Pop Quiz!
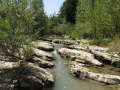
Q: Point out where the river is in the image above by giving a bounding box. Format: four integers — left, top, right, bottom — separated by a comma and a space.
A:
46, 45, 112, 90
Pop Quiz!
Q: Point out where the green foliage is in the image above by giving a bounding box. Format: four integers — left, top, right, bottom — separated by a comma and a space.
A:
59, 0, 120, 40
50, 0, 78, 37
75, 0, 120, 39
0, 0, 32, 51
54, 23, 75, 36
47, 14, 75, 36
0, 0, 47, 55
47, 15, 64, 35
60, 0, 78, 24
32, 0, 47, 37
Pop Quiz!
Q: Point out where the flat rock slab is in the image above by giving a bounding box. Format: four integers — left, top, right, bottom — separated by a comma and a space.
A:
66, 44, 120, 68
70, 61, 120, 85
89, 46, 109, 52
59, 48, 102, 66
0, 61, 19, 70
91, 50, 120, 68
31, 56, 54, 68
68, 45, 109, 53
31, 41, 54, 51
33, 48, 53, 60
23, 63, 54, 84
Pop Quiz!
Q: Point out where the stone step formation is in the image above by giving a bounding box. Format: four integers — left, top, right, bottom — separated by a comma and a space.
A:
0, 39, 120, 90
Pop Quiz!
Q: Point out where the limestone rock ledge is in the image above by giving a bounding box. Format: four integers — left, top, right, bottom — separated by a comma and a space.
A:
70, 61, 120, 85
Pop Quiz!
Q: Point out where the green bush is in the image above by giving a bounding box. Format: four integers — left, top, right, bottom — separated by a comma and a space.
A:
0, 0, 47, 57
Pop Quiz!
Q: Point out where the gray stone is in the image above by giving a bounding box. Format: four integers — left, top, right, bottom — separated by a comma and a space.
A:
24, 63, 54, 84
33, 48, 53, 59
31, 41, 54, 51
0, 61, 19, 70
59, 48, 102, 66
70, 61, 120, 84
31, 56, 54, 68
92, 50, 120, 68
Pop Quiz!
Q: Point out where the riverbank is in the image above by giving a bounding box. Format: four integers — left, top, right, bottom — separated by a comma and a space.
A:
0, 38, 120, 90
0, 41, 55, 90
53, 38, 120, 90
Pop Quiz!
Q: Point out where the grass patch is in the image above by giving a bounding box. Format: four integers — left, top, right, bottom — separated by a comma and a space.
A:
108, 37, 120, 53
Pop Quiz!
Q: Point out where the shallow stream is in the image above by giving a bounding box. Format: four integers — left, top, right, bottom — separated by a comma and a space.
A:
47, 45, 113, 90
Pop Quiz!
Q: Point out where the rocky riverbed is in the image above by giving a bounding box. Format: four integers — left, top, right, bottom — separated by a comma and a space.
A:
0, 41, 55, 90
53, 39, 120, 89
0, 39, 120, 90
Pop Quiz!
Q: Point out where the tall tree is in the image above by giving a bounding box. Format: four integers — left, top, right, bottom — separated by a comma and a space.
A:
60, 0, 78, 24
31, 0, 47, 37
74, 0, 120, 39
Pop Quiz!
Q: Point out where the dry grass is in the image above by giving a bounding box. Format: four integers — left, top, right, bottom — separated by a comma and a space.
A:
108, 37, 120, 53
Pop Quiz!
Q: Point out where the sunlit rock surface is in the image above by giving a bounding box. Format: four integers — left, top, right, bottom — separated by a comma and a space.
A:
70, 61, 120, 84
31, 41, 54, 51
59, 48, 102, 66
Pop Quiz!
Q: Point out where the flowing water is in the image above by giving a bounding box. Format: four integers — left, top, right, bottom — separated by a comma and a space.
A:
49, 45, 112, 90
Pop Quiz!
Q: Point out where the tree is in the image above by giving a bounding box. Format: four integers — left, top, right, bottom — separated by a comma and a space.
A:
31, 0, 47, 37
74, 0, 120, 39
0, 0, 34, 55
60, 0, 78, 24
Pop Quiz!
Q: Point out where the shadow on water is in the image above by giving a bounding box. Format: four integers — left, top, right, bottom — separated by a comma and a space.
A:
46, 45, 112, 90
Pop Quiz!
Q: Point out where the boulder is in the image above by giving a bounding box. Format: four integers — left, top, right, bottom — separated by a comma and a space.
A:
0, 61, 19, 90
88, 72, 120, 85
23, 63, 54, 84
59, 48, 102, 66
0, 61, 19, 70
0, 59, 54, 90
33, 48, 53, 60
31, 41, 54, 51
70, 61, 120, 84
69, 44, 120, 68
70, 61, 89, 79
31, 56, 54, 68
91, 50, 120, 68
